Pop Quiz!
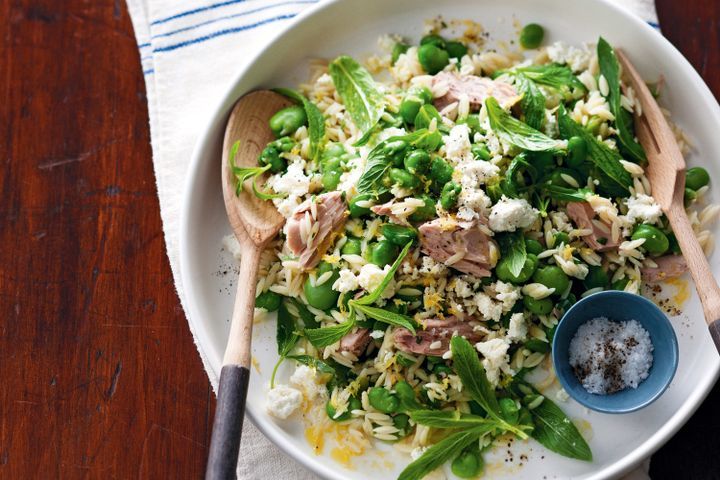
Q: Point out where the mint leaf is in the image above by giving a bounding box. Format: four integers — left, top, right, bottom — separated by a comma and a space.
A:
354, 241, 413, 306
557, 104, 631, 193
270, 301, 300, 387
544, 184, 593, 202
398, 426, 493, 480
496, 231, 527, 278
528, 391, 592, 461
410, 410, 498, 429
286, 354, 336, 375
597, 37, 646, 164
350, 303, 417, 334
516, 73, 545, 130
329, 55, 385, 137
450, 336, 502, 418
274, 88, 326, 161
486, 97, 565, 153
304, 315, 356, 348
514, 64, 586, 91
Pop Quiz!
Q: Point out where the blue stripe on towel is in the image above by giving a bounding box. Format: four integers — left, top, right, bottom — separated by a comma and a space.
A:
151, 0, 249, 26
151, 0, 316, 40
154, 13, 296, 53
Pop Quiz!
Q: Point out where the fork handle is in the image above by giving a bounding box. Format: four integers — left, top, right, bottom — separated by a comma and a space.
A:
667, 204, 720, 352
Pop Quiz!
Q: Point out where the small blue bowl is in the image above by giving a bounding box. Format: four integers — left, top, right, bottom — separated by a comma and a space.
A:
552, 291, 678, 414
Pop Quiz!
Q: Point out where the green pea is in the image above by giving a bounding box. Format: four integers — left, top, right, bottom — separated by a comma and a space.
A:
533, 266, 570, 294
368, 387, 400, 414
326, 396, 361, 422
685, 166, 710, 191
417, 43, 450, 74
554, 231, 571, 246
303, 262, 340, 310
519, 23, 544, 49
567, 136, 588, 168
393, 413, 411, 436
404, 149, 431, 175
546, 168, 583, 189
684, 187, 697, 207
420, 34, 446, 49
585, 116, 603, 135
611, 277, 630, 291
258, 145, 287, 173
399, 97, 424, 125
499, 398, 520, 424
341, 237, 362, 255
382, 224, 418, 246
394, 380, 421, 410
408, 195, 437, 222
429, 157, 454, 192
463, 114, 484, 135
525, 338, 550, 353
496, 253, 538, 284
556, 293, 577, 315
414, 104, 442, 130
471, 144, 492, 161
631, 224, 670, 255
583, 265, 609, 290
525, 238, 544, 256
391, 42, 410, 65
322, 170, 342, 191
389, 167, 420, 190
383, 139, 409, 167
440, 182, 462, 210
523, 295, 554, 315
545, 322, 559, 342
667, 232, 682, 255
451, 449, 483, 478
369, 240, 399, 267
349, 193, 373, 218
445, 41, 468, 60
269, 105, 307, 138
255, 291, 282, 311
322, 142, 345, 160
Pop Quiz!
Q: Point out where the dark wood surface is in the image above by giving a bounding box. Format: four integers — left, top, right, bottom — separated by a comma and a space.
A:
0, 0, 718, 478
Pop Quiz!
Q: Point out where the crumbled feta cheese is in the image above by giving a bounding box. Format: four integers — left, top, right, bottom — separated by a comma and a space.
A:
508, 313, 527, 341
269, 161, 313, 218
547, 41, 593, 73
337, 156, 364, 194
410, 446, 428, 460
457, 160, 500, 187
493, 281, 521, 312
419, 256, 448, 277
377, 127, 407, 142
358, 264, 395, 298
488, 196, 539, 232
222, 234, 242, 260
443, 124, 473, 163
625, 193, 663, 225
457, 186, 492, 222
370, 330, 385, 339
472, 291, 503, 322
453, 279, 474, 298
475, 338, 513, 386
332, 268, 359, 293
266, 385, 302, 419
289, 365, 325, 401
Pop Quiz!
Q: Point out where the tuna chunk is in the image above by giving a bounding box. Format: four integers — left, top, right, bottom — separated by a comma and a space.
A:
371, 200, 410, 226
394, 317, 482, 356
641, 255, 688, 283
432, 72, 519, 112
419, 218, 495, 277
339, 328, 371, 357
566, 202, 620, 251
286, 191, 347, 270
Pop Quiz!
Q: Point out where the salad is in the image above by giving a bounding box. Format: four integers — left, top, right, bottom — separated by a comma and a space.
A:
228, 19, 717, 480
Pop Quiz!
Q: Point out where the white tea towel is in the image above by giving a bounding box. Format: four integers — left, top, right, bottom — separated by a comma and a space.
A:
124, 0, 658, 478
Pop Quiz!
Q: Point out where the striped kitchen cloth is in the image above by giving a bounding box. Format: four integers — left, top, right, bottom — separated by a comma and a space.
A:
124, 0, 658, 478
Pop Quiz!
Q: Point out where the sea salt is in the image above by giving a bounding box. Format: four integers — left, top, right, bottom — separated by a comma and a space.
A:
568, 317, 653, 395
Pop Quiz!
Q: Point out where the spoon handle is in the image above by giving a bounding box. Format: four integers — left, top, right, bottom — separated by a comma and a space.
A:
206, 247, 262, 480
667, 203, 720, 352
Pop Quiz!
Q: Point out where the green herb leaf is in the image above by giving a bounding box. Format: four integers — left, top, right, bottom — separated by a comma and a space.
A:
271, 301, 300, 387
486, 97, 565, 153
252, 177, 284, 200
557, 105, 631, 193
304, 315, 356, 348
544, 184, 593, 202
350, 303, 417, 334
398, 426, 494, 480
414, 104, 442, 130
229, 140, 274, 197
496, 231, 528, 278
450, 336, 502, 418
286, 354, 336, 375
410, 410, 498, 429
514, 64, 586, 91
291, 298, 320, 329
354, 241, 413, 306
329, 55, 385, 137
597, 38, 646, 164
529, 394, 593, 461
274, 88, 326, 161
516, 73, 545, 130
503, 153, 535, 197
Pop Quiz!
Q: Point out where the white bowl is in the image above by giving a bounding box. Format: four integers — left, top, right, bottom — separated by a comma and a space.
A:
180, 0, 720, 478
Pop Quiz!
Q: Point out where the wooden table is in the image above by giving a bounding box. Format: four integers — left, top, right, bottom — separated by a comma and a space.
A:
1, 1, 718, 478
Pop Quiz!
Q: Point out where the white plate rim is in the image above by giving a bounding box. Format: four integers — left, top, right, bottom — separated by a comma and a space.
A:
179, 1, 720, 478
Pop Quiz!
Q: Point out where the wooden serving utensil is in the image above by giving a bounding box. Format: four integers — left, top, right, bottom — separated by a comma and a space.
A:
206, 90, 293, 479
617, 49, 720, 352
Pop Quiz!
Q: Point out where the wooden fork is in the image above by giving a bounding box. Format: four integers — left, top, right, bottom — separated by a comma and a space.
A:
617, 49, 720, 352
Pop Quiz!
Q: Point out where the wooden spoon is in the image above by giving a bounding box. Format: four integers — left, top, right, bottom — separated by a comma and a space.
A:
617, 49, 720, 352
206, 90, 293, 479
